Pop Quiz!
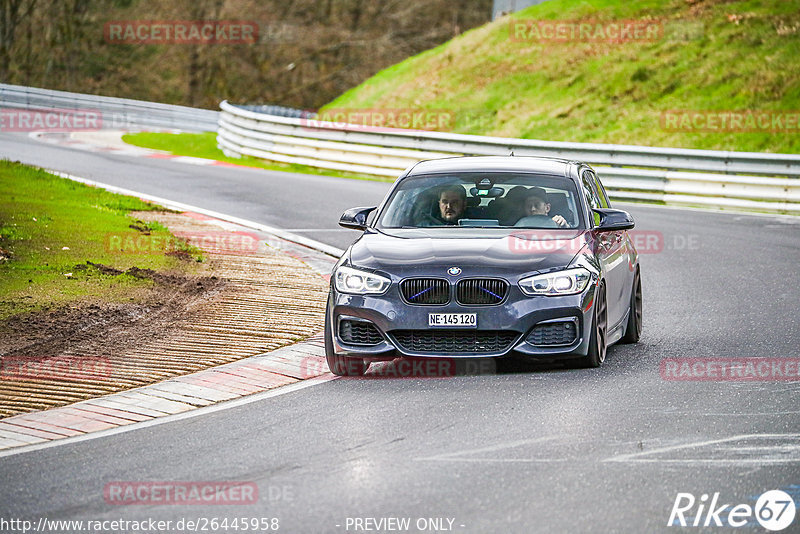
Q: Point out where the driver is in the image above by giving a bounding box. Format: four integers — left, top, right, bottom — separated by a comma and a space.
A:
436, 185, 467, 225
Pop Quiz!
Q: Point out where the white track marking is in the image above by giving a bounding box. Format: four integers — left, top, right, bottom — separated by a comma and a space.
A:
415, 436, 561, 463
604, 433, 800, 464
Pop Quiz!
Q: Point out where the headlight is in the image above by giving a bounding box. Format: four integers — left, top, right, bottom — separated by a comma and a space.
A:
519, 267, 592, 296
334, 265, 391, 295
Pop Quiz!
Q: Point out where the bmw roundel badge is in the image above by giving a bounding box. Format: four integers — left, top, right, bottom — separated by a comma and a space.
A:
447, 267, 462, 276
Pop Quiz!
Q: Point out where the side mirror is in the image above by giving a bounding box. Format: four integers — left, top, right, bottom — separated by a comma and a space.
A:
339, 206, 377, 230
593, 208, 635, 232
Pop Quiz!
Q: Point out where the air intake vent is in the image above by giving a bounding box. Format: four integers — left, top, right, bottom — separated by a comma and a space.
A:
339, 319, 383, 346
391, 330, 518, 354
527, 320, 578, 346
456, 279, 508, 305
400, 278, 450, 305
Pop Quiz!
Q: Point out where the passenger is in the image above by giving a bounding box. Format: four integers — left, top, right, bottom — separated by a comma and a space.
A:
496, 186, 529, 226
515, 187, 569, 228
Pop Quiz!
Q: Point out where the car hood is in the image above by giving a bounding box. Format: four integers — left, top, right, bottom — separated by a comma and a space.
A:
348, 228, 589, 277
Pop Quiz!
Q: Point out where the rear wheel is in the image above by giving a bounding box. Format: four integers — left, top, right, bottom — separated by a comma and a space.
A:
324, 294, 369, 377
573, 283, 607, 368
620, 268, 642, 344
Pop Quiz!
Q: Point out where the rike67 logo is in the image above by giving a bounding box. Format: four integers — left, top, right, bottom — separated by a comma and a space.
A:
668, 490, 796, 531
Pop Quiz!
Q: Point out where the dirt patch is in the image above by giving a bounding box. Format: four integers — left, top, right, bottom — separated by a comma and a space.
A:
0, 211, 328, 418
0, 265, 223, 360
685, 0, 739, 18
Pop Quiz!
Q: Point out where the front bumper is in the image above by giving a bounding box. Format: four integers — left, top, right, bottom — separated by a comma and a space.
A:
328, 282, 597, 360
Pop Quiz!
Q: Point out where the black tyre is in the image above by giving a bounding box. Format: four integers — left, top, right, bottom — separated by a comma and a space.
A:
324, 293, 369, 377
620, 268, 642, 344
572, 283, 607, 368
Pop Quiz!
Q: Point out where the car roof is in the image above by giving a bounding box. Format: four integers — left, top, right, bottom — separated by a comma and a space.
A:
406, 156, 579, 178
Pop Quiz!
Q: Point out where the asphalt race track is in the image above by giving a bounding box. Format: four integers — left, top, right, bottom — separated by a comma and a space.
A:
1, 132, 799, 533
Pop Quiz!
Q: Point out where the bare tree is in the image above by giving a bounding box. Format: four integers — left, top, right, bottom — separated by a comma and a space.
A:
1, 0, 492, 108
0, 0, 36, 80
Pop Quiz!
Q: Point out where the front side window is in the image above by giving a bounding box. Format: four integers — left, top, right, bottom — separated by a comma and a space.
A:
581, 171, 602, 226
587, 170, 611, 208
376, 173, 584, 229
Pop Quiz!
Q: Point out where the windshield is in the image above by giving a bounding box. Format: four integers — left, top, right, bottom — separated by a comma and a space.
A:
376, 172, 584, 229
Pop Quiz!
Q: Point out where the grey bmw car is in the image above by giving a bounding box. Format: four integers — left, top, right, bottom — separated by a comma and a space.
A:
325, 156, 642, 375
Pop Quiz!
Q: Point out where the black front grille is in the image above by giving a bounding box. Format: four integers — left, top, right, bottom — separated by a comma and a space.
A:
339, 319, 383, 346
401, 278, 450, 305
391, 330, 518, 354
528, 320, 578, 346
456, 278, 509, 305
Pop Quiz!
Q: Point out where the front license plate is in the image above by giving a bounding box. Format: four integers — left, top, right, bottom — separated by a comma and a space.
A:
428, 313, 477, 328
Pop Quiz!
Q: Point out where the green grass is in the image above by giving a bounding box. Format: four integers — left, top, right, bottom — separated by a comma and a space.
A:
0, 161, 202, 320
122, 132, 393, 182
124, 131, 225, 160
324, 0, 800, 154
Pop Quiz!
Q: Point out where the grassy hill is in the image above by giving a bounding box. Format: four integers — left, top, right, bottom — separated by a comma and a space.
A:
323, 0, 800, 154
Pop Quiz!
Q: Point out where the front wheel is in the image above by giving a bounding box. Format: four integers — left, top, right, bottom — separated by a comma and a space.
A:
324, 294, 369, 376
572, 283, 607, 368
620, 268, 642, 344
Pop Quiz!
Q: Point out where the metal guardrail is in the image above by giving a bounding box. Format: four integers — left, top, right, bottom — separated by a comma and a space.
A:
1, 84, 218, 132
218, 101, 800, 214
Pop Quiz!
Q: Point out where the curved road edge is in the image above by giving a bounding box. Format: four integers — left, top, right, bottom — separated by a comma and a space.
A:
49, 170, 345, 258
0, 170, 344, 456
